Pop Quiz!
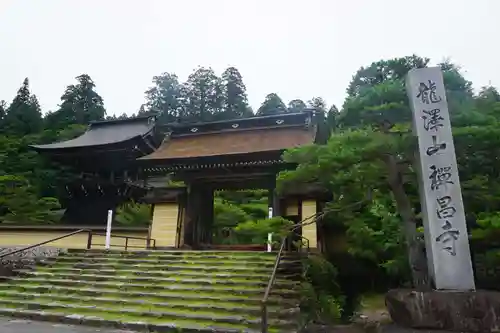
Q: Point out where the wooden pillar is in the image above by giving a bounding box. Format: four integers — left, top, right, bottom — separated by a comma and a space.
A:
204, 187, 214, 245
267, 176, 280, 217
176, 194, 187, 248
184, 183, 210, 249
197, 185, 212, 246
184, 184, 197, 248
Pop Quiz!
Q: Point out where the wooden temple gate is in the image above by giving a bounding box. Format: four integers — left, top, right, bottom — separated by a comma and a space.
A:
139, 110, 325, 250
31, 111, 326, 251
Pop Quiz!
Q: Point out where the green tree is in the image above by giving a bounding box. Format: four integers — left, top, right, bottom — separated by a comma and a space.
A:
346, 55, 429, 98
280, 56, 500, 290
0, 100, 7, 128
288, 99, 307, 113
144, 72, 186, 123
307, 97, 327, 112
256, 93, 287, 116
326, 104, 339, 133
185, 67, 223, 122
45, 74, 106, 130
3, 78, 43, 136
115, 202, 151, 226
221, 67, 252, 119
338, 56, 476, 129
0, 175, 60, 224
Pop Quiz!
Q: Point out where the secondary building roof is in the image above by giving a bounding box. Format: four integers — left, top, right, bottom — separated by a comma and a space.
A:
31, 115, 156, 151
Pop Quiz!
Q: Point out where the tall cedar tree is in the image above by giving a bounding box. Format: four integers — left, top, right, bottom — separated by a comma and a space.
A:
45, 74, 106, 130
3, 78, 43, 136
221, 67, 252, 118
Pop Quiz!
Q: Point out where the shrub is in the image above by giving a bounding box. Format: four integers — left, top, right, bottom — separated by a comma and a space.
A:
234, 216, 293, 244
300, 254, 343, 326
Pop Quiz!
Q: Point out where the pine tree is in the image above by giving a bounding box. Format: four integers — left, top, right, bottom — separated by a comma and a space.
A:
3, 78, 43, 136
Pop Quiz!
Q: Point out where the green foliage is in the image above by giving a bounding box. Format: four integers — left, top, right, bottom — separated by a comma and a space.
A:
234, 216, 293, 244
0, 175, 60, 224
256, 93, 287, 115
45, 74, 106, 130
115, 202, 151, 226
2, 78, 43, 136
145, 66, 252, 124
288, 99, 307, 113
300, 254, 343, 325
213, 190, 269, 245
280, 55, 500, 290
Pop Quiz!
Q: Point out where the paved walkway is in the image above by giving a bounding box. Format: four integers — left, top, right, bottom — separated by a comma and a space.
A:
0, 318, 137, 333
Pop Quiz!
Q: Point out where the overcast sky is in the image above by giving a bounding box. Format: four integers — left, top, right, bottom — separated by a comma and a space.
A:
0, 0, 498, 116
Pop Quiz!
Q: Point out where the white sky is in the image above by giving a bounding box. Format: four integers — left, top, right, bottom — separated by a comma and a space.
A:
0, 0, 499, 116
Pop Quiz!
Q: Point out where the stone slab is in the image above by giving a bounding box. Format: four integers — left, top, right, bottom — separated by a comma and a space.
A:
0, 316, 136, 333
386, 289, 500, 332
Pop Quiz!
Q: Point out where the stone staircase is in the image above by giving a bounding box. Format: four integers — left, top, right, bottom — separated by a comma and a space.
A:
0, 249, 302, 332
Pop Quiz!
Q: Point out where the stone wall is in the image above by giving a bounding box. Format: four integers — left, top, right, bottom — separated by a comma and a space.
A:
0, 246, 66, 276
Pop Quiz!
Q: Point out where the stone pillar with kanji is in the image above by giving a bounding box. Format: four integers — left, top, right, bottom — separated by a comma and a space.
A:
407, 67, 475, 291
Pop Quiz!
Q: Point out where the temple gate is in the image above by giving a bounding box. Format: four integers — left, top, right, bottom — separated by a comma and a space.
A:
139, 110, 326, 250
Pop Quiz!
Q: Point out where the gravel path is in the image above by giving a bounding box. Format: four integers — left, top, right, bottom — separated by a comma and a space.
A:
0, 318, 137, 333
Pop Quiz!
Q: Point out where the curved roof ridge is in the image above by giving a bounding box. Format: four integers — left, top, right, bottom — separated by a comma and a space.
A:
31, 116, 156, 151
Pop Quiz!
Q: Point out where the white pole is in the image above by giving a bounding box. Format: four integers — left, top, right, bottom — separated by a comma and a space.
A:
105, 209, 113, 250
267, 207, 273, 252
267, 232, 273, 253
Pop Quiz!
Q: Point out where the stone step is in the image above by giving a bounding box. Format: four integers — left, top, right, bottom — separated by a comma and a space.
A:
38, 261, 283, 274
50, 255, 301, 268
25, 266, 299, 281
13, 271, 299, 288
0, 283, 296, 305
67, 248, 302, 258
0, 291, 298, 317
0, 307, 291, 333
63, 250, 289, 260
46, 256, 270, 267
1, 278, 299, 297
68, 248, 279, 255
0, 299, 296, 330
0, 248, 301, 331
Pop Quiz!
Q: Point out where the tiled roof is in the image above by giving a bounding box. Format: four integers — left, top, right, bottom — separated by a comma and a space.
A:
31, 116, 155, 150
140, 126, 316, 161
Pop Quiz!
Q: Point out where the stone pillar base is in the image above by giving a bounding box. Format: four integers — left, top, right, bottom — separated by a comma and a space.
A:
386, 289, 500, 332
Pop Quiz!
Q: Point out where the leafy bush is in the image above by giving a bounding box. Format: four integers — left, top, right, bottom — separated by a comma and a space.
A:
0, 175, 61, 224
300, 254, 343, 326
213, 199, 250, 244
115, 202, 151, 226
234, 216, 293, 244
239, 202, 268, 220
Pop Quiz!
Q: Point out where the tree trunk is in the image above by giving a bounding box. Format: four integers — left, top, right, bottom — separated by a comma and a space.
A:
383, 153, 430, 290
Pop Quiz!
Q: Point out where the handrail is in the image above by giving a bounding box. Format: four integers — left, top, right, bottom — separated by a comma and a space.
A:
261, 217, 315, 333
90, 232, 157, 250
0, 229, 157, 260
0, 228, 91, 259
